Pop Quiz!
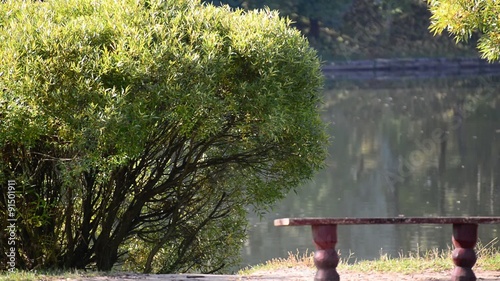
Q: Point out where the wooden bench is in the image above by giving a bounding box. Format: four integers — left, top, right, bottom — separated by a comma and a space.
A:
274, 217, 500, 281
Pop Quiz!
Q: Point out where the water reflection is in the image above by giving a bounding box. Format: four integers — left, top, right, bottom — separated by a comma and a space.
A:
241, 75, 500, 268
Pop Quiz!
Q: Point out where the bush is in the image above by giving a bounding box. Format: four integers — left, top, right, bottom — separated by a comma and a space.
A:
0, 0, 326, 273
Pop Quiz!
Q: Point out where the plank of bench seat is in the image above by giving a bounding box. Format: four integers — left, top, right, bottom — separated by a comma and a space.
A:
274, 217, 500, 226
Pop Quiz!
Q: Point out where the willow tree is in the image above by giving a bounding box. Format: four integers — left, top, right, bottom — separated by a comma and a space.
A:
0, 0, 326, 273
428, 0, 500, 61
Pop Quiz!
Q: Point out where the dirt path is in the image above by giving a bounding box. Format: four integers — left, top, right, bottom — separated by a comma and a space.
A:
57, 267, 500, 281
244, 267, 500, 280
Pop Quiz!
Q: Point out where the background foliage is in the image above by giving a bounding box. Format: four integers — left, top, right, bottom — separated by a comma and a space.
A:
0, 0, 326, 272
209, 0, 479, 60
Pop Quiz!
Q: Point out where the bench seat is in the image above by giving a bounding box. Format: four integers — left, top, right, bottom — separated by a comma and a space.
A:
275, 216, 500, 226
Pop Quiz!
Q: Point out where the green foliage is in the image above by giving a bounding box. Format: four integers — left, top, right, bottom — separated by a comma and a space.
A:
428, 0, 500, 61
0, 0, 326, 273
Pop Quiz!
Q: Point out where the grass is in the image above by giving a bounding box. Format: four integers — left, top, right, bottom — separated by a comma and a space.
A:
239, 238, 500, 275
3, 239, 499, 280
0, 269, 104, 281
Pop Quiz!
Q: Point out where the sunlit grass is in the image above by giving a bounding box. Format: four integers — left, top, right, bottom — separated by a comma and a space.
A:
341, 247, 452, 274
0, 269, 103, 281
476, 238, 500, 271
238, 249, 316, 275
239, 238, 500, 275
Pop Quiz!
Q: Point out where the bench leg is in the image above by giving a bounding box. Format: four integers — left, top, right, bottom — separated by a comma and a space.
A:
312, 225, 339, 281
451, 223, 478, 281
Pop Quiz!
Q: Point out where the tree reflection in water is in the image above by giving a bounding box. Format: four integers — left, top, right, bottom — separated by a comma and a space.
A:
241, 75, 500, 269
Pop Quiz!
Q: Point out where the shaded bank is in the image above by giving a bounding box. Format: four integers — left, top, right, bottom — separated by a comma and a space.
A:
323, 58, 500, 80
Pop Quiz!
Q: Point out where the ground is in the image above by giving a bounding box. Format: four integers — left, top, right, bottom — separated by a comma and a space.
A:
51, 267, 500, 280
244, 267, 500, 280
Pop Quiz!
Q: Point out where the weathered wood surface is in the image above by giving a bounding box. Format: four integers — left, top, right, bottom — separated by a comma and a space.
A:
275, 217, 500, 226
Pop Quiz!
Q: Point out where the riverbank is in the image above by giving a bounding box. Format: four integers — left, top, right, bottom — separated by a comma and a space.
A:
322, 57, 500, 80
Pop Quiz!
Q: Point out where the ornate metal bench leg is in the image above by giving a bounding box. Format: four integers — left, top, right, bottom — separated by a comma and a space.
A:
312, 225, 339, 281
451, 223, 478, 281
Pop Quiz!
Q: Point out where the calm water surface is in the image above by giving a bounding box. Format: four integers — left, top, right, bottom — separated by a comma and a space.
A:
240, 75, 500, 268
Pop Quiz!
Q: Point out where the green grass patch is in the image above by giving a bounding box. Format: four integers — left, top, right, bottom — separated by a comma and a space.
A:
476, 239, 500, 271
341, 248, 452, 274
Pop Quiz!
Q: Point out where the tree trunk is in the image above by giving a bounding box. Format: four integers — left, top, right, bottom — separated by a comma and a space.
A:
308, 18, 320, 39
95, 243, 119, 271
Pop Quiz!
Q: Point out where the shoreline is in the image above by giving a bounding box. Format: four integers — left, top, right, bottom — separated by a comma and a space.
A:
322, 57, 500, 80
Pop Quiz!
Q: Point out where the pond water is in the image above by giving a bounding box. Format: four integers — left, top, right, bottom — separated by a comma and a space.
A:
240, 74, 500, 268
